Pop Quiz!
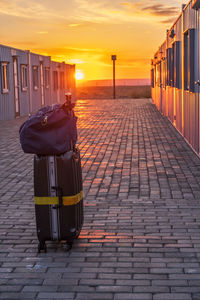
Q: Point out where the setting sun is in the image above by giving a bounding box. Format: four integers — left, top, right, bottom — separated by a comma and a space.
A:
75, 70, 84, 80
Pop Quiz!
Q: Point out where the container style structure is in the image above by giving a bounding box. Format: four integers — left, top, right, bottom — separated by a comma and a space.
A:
151, 0, 200, 154
0, 44, 75, 120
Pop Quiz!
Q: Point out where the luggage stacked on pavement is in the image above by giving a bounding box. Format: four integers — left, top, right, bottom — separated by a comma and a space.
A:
19, 95, 83, 252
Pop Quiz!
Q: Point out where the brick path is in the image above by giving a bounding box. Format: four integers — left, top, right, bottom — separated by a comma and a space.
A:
1, 98, 200, 299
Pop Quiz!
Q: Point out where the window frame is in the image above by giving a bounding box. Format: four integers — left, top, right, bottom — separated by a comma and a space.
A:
184, 29, 195, 92
172, 43, 175, 87
60, 71, 65, 89
184, 31, 189, 90
161, 57, 167, 89
174, 41, 181, 89
151, 68, 155, 88
32, 65, 39, 91
45, 67, 50, 89
156, 62, 161, 87
21, 64, 28, 92
53, 71, 58, 91
1, 62, 9, 94
167, 48, 172, 86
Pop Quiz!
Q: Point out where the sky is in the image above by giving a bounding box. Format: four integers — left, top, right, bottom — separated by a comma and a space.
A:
0, 0, 184, 81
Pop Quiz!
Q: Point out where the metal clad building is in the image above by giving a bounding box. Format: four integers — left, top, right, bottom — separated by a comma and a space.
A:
151, 0, 200, 154
0, 45, 16, 120
0, 44, 76, 120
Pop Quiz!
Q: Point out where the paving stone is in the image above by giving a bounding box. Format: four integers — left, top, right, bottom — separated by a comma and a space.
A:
0, 292, 37, 299
153, 293, 192, 300
96, 285, 132, 292
152, 279, 187, 286
193, 294, 200, 300
75, 293, 113, 300
37, 292, 75, 299
1, 98, 200, 299
0, 285, 23, 292
114, 293, 152, 300
134, 286, 170, 293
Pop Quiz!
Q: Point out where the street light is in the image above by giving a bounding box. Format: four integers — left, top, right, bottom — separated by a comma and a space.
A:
111, 55, 117, 99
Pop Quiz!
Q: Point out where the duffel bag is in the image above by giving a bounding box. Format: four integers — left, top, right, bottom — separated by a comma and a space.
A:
19, 103, 77, 155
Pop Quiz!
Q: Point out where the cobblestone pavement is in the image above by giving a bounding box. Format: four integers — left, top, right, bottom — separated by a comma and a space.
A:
1, 98, 200, 300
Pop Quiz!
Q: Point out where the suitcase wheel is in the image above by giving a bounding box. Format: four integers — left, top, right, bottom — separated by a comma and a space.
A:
38, 241, 47, 253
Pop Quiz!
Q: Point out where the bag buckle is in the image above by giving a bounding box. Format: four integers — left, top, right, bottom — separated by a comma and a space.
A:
41, 116, 48, 126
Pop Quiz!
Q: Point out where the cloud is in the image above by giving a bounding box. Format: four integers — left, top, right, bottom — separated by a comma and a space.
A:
97, 52, 151, 68
28, 45, 105, 63
0, 0, 125, 27
36, 31, 48, 34
0, 0, 74, 20
142, 4, 179, 17
74, 0, 150, 24
117, 57, 152, 68
69, 24, 82, 27
160, 17, 177, 24
0, 0, 181, 28
120, 1, 180, 23
67, 21, 100, 29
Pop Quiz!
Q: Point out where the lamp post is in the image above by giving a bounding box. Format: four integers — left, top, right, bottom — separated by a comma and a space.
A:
111, 55, 117, 99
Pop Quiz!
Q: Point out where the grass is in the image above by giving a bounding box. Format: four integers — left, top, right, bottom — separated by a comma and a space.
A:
76, 85, 151, 99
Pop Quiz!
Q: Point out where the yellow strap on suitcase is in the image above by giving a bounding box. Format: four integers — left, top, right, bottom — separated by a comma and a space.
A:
34, 190, 83, 206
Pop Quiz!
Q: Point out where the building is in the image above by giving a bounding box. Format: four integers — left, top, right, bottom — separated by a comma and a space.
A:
151, 0, 200, 154
0, 44, 76, 120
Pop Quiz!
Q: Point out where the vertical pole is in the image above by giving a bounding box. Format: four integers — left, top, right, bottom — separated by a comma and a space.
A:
111, 55, 117, 99
113, 59, 115, 99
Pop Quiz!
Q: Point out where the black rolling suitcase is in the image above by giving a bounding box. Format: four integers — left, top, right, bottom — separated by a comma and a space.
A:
34, 148, 83, 252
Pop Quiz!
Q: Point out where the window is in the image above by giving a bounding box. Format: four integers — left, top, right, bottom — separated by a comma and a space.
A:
154, 65, 156, 88
174, 41, 181, 89
151, 68, 154, 88
161, 58, 167, 88
167, 48, 172, 86
21, 65, 28, 91
184, 32, 189, 90
45, 67, 50, 88
53, 71, 58, 90
172, 43, 175, 87
1, 62, 9, 93
33, 66, 39, 90
189, 29, 195, 92
184, 29, 195, 92
60, 72, 65, 89
156, 63, 161, 87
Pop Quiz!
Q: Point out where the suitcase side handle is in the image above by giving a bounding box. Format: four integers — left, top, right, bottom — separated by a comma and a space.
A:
52, 186, 63, 208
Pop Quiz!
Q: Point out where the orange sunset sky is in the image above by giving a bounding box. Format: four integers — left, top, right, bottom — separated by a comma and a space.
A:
0, 0, 184, 81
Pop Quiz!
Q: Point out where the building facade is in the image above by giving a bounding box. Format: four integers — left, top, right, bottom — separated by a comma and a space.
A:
0, 44, 76, 120
151, 0, 200, 154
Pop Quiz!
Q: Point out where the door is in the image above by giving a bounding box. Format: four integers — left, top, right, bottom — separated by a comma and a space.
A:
159, 62, 163, 112
13, 57, 20, 117
40, 62, 45, 106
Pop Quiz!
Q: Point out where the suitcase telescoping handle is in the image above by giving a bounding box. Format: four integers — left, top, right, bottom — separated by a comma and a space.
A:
52, 186, 63, 208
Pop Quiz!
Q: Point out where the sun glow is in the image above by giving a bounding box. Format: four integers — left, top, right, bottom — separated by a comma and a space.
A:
75, 70, 84, 80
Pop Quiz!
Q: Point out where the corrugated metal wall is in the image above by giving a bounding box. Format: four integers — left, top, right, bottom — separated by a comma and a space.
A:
0, 44, 76, 120
151, 0, 200, 155
17, 50, 30, 117
0, 46, 15, 120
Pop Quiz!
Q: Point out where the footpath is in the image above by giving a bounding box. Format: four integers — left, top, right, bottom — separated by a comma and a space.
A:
0, 98, 200, 300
